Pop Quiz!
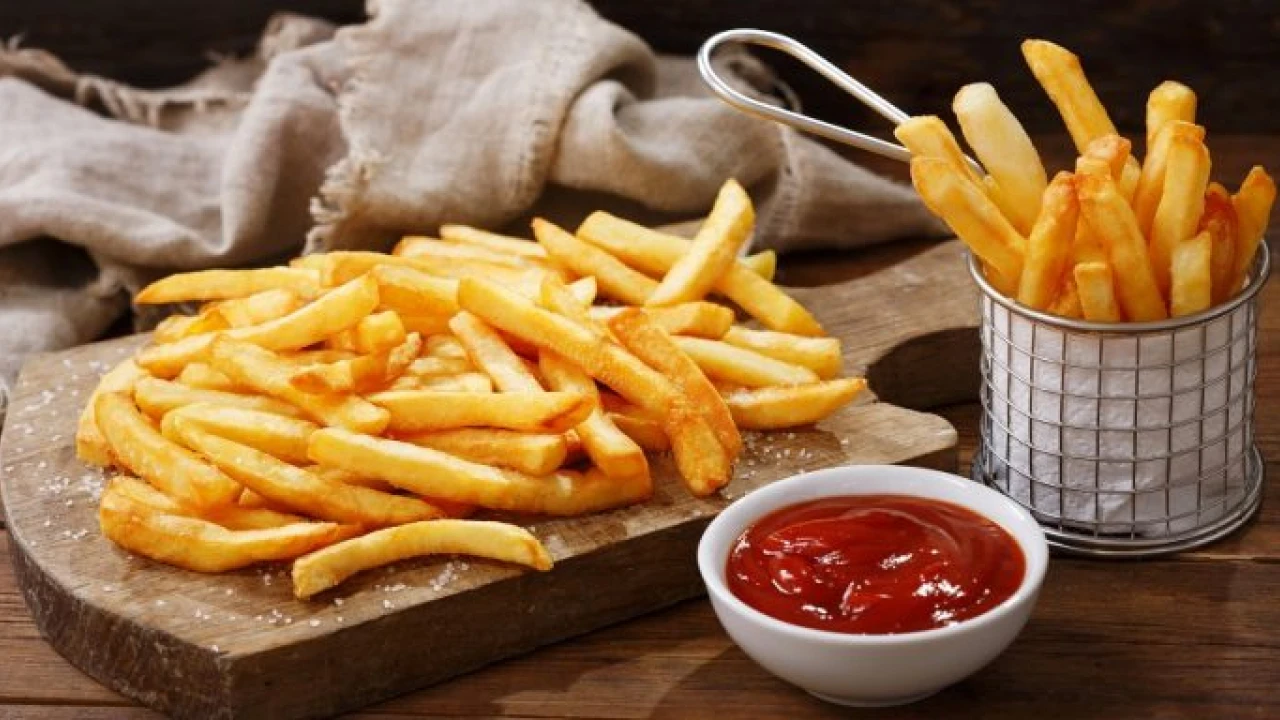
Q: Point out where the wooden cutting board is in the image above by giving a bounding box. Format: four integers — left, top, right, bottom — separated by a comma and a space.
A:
1, 239, 979, 719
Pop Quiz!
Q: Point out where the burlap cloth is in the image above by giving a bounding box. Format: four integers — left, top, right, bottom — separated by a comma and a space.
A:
0, 0, 941, 422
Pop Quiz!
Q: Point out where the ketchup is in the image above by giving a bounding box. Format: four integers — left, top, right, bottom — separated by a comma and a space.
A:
726, 495, 1024, 635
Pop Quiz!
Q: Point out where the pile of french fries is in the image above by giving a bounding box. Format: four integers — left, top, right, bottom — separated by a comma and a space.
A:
75, 179, 866, 599
902, 39, 1275, 321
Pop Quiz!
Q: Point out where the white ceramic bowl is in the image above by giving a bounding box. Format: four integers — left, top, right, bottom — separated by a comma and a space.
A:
698, 464, 1049, 707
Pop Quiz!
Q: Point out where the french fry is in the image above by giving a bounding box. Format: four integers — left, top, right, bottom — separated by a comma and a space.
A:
722, 378, 867, 430
1076, 165, 1168, 321
1150, 129, 1211, 296
1132, 122, 1206, 237
589, 302, 736, 339
394, 236, 537, 269
721, 326, 842, 379
133, 377, 305, 420
210, 337, 390, 434
417, 372, 494, 392
213, 288, 304, 328
1046, 276, 1084, 319
540, 275, 610, 340
153, 309, 228, 344
893, 116, 984, 187
456, 277, 679, 415
1231, 166, 1276, 293
425, 334, 468, 360
1169, 230, 1213, 317
742, 250, 777, 281
440, 224, 549, 260
1083, 134, 1132, 184
1016, 172, 1078, 310
672, 336, 820, 388
647, 179, 755, 306
135, 274, 381, 378
407, 354, 473, 379
170, 417, 445, 526
533, 218, 657, 305
76, 359, 147, 467
577, 212, 823, 335
348, 310, 407, 354
608, 412, 670, 452
371, 264, 460, 316
1073, 261, 1124, 322
1200, 183, 1239, 305
293, 519, 552, 599
176, 362, 240, 392
109, 475, 305, 530
448, 311, 544, 392
308, 429, 652, 515
540, 351, 648, 481
909, 156, 1025, 294
664, 400, 734, 496
952, 83, 1048, 234
1146, 81, 1197, 149
100, 484, 346, 573
96, 392, 241, 509
400, 428, 568, 476
369, 390, 591, 433
163, 404, 317, 465
135, 267, 320, 304
291, 332, 422, 394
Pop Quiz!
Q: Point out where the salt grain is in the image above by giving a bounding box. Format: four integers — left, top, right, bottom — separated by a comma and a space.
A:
156, 599, 167, 607
308, 619, 320, 627
333, 598, 344, 607
336, 616, 344, 623
382, 599, 394, 610
211, 645, 220, 652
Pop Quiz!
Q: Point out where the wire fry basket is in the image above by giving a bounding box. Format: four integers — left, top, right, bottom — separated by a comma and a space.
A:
967, 246, 1269, 557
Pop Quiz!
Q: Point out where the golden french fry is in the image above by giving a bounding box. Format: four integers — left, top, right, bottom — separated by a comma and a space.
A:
533, 218, 656, 305
153, 309, 228, 344
893, 116, 984, 187
577, 212, 823, 335
395, 236, 537, 269
163, 403, 317, 465
448, 311, 544, 392
1016, 172, 1079, 310
456, 277, 679, 415
1021, 40, 1117, 154
308, 465, 396, 493
1076, 166, 1168, 321
1149, 130, 1211, 296
369, 390, 591, 433
540, 275, 610, 339
99, 483, 347, 573
176, 362, 240, 392
952, 83, 1048, 234
1047, 276, 1084, 319
96, 392, 241, 509
1200, 183, 1239, 305
170, 417, 445, 527
401, 428, 568, 476
291, 332, 422, 394
293, 519, 552, 599
647, 179, 755, 306
1231, 166, 1276, 293
910, 157, 1025, 294
722, 378, 867, 430
108, 475, 305, 530
135, 267, 320, 305
210, 337, 390, 434
742, 250, 776, 281
371, 264, 460, 316
1073, 262, 1124, 322
214, 288, 304, 328
1083, 134, 1132, 184
540, 351, 648, 481
416, 372, 494, 393
308, 429, 651, 515
608, 411, 670, 452
133, 377, 305, 420
1146, 81, 1197, 149
720, 326, 841, 379
589, 302, 736, 340
662, 400, 733, 497
424, 334, 468, 360
672, 336, 819, 388
76, 359, 148, 467
135, 274, 381, 378
407, 354, 473, 379
439, 224, 548, 260
1132, 122, 1206, 237
1170, 230, 1213, 317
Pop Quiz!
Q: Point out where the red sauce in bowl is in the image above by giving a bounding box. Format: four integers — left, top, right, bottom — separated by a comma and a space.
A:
726, 494, 1025, 635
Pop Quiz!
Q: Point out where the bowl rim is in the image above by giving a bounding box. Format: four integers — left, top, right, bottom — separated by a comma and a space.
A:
698, 464, 1049, 646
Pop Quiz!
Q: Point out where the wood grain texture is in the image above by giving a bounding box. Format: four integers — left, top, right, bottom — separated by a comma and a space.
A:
0, 247, 967, 719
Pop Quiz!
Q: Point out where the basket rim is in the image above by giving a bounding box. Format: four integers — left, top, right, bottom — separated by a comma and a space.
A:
966, 241, 1271, 334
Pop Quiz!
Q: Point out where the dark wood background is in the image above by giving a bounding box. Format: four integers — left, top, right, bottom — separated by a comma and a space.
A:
2, 0, 1278, 135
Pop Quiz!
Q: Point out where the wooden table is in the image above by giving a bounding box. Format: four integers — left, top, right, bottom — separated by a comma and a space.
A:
4, 141, 1279, 719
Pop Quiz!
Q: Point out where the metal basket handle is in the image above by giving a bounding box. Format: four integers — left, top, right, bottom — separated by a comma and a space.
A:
697, 28, 981, 173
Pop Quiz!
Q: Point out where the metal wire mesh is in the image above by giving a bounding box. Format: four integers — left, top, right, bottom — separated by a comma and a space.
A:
969, 245, 1270, 557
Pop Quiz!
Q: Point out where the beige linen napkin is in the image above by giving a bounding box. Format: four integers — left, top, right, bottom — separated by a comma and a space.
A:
0, 0, 940, 422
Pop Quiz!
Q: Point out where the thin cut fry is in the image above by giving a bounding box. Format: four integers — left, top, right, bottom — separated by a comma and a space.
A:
722, 378, 867, 430
214, 289, 304, 328
440, 224, 549, 260
401, 429, 568, 476
1073, 262, 1124, 322
136, 267, 320, 305
1146, 81, 1197, 149
742, 250, 776, 280
1016, 172, 1078, 310
369, 390, 591, 433
153, 309, 227, 344
293, 519, 552, 599
109, 475, 304, 530
1132, 122, 1206, 237
1170, 230, 1213, 317
590, 302, 735, 339
395, 236, 537, 269
1046, 276, 1084, 319
448, 311, 544, 392
163, 403, 317, 465
372, 264, 460, 316
721, 326, 841, 379
290, 332, 422, 394
533, 218, 657, 305
76, 359, 147, 467
952, 83, 1048, 234
176, 362, 240, 392
672, 336, 820, 388
540, 351, 648, 481
1076, 165, 1168, 321
647, 179, 755, 306
893, 116, 984, 187
134, 377, 305, 420
1231, 166, 1276, 293
1149, 129, 1211, 296
1200, 183, 1239, 305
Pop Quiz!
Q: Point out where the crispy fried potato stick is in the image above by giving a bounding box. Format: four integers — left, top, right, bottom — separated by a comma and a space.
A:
395, 236, 539, 269
533, 218, 657, 305
590, 302, 736, 340
1146, 81, 1197, 150
1133, 122, 1205, 237
153, 309, 228, 344
134, 377, 305, 420
1077, 166, 1168, 321
449, 311, 544, 392
1046, 275, 1084, 319
96, 392, 241, 509
163, 403, 317, 465
952, 83, 1048, 234
1200, 183, 1239, 305
1231, 166, 1276, 293
293, 519, 552, 599
1150, 130, 1211, 296
109, 475, 305, 530
540, 351, 648, 481
894, 115, 984, 187
671, 336, 819, 388
176, 362, 240, 392
647, 179, 755, 306
577, 213, 823, 335
1170, 230, 1213, 317
370, 264, 460, 316
440, 224, 549, 260
369, 390, 591, 433
722, 378, 866, 430
291, 332, 421, 395
720, 326, 842, 378
400, 429, 568, 476
214, 288, 305, 328
1073, 261, 1124, 322
76, 358, 148, 467
1015, 172, 1079, 310
136, 267, 320, 304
